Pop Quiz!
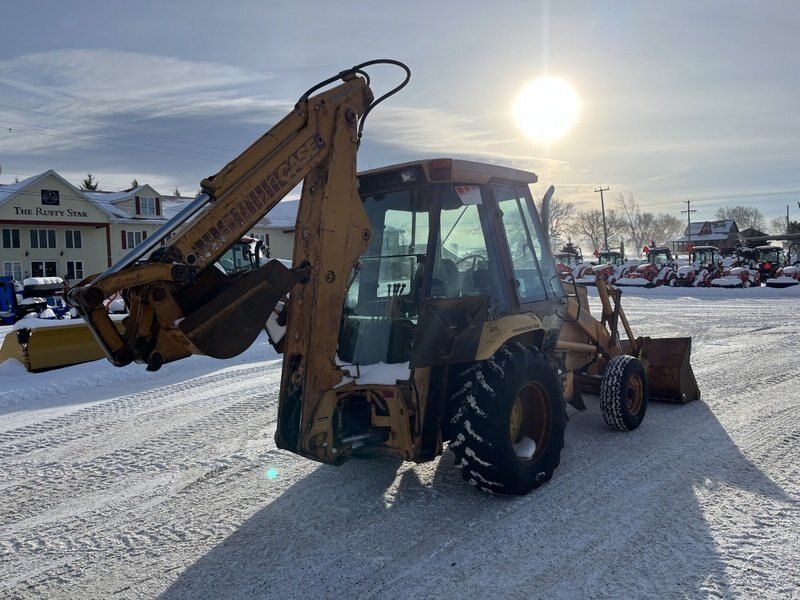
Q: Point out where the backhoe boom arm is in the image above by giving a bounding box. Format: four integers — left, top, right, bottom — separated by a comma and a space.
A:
68, 70, 375, 371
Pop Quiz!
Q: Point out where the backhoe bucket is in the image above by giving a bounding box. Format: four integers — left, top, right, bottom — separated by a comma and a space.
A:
0, 319, 125, 372
623, 337, 700, 403
179, 259, 303, 359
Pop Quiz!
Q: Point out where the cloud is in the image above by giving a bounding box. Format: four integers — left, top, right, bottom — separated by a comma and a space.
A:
0, 49, 283, 155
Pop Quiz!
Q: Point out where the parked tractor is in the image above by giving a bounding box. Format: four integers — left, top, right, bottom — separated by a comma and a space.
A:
554, 243, 584, 280
573, 248, 632, 285
766, 264, 800, 288
672, 245, 722, 287
751, 245, 787, 285
710, 250, 760, 288
616, 246, 677, 287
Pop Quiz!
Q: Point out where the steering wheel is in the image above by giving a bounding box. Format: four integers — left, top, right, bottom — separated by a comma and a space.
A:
456, 254, 488, 271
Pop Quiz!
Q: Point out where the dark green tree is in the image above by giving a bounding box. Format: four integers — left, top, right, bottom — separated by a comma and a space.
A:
80, 173, 100, 191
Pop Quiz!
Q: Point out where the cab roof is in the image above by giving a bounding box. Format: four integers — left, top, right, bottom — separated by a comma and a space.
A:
359, 158, 538, 186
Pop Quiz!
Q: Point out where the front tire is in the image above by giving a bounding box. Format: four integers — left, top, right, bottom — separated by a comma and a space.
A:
448, 343, 566, 495
600, 355, 648, 431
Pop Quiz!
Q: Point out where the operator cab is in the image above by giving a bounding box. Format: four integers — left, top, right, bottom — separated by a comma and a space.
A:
689, 245, 721, 268
215, 235, 268, 274
338, 158, 564, 369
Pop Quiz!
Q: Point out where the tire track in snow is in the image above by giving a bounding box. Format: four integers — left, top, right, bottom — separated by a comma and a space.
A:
0, 364, 279, 459
0, 365, 283, 526
3, 296, 799, 599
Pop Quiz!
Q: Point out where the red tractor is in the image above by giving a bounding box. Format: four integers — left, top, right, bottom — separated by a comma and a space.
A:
553, 243, 584, 280
752, 245, 787, 285
574, 248, 631, 285
672, 245, 722, 287
616, 246, 677, 287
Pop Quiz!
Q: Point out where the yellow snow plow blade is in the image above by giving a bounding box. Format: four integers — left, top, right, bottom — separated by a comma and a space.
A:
624, 336, 700, 403
0, 319, 126, 373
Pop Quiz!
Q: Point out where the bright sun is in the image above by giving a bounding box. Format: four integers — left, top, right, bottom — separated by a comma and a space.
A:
514, 77, 581, 143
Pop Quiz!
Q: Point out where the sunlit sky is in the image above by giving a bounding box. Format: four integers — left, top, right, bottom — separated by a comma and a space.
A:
1, 1, 798, 227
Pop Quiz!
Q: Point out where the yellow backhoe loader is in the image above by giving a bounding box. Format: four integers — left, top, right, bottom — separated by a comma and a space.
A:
66, 60, 699, 495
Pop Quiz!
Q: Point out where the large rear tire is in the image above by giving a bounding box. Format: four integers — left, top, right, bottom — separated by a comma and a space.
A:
448, 343, 566, 495
600, 355, 648, 431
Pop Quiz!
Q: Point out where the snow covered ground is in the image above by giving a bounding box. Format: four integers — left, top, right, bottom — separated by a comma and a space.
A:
1, 284, 799, 599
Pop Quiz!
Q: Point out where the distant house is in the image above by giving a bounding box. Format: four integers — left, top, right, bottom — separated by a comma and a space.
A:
671, 220, 740, 255
0, 169, 295, 283
259, 199, 298, 260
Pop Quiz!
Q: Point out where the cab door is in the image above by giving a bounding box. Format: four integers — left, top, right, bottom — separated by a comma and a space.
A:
492, 183, 563, 304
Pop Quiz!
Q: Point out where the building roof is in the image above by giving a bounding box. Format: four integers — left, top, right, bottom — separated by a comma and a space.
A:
263, 199, 298, 229
672, 233, 731, 243
2, 169, 299, 229
0, 170, 90, 208
673, 219, 739, 244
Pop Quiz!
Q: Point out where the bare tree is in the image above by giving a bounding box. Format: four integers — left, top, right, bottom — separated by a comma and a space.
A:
652, 214, 684, 245
616, 193, 650, 256
767, 216, 800, 235
769, 216, 787, 234
544, 196, 575, 249
574, 208, 624, 254
80, 173, 100, 191
714, 206, 764, 231
614, 193, 681, 256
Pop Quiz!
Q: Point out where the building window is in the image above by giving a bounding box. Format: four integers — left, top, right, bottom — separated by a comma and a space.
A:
66, 261, 84, 281
3, 261, 23, 280
65, 230, 83, 249
136, 196, 159, 216
2, 228, 20, 248
30, 261, 58, 277
41, 189, 60, 205
30, 229, 57, 249
124, 230, 144, 249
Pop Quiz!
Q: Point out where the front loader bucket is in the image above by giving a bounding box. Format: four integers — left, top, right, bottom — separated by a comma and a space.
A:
0, 319, 125, 372
623, 337, 700, 403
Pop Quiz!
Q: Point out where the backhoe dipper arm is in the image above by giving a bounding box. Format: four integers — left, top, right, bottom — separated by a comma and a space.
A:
67, 67, 379, 372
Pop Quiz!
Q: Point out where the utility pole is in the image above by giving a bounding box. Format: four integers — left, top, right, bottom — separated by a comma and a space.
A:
681, 200, 696, 253
594, 186, 610, 252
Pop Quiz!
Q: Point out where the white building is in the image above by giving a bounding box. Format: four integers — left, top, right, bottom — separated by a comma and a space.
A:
0, 170, 298, 285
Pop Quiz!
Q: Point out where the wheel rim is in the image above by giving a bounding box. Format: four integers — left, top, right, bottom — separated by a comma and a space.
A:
626, 373, 644, 415
510, 382, 551, 462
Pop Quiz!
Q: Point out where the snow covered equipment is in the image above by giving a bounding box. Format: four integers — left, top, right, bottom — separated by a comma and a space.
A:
765, 264, 800, 288
752, 245, 787, 285
0, 318, 125, 372
615, 246, 677, 287
558, 279, 700, 407
66, 61, 701, 496
672, 246, 722, 287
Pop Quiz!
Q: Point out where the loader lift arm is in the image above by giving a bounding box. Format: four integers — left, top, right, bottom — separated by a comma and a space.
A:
67, 60, 410, 372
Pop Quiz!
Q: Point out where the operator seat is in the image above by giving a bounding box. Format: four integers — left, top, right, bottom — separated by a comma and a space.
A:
431, 259, 460, 297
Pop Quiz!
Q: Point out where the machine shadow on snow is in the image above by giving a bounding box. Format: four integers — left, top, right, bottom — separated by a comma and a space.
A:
160, 400, 792, 599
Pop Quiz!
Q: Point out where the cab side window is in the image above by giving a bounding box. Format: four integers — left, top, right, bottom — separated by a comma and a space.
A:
495, 185, 561, 302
